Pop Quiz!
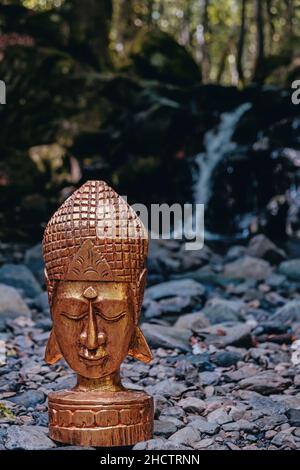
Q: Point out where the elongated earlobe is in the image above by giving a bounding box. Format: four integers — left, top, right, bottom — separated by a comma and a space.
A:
128, 326, 153, 363
45, 329, 62, 364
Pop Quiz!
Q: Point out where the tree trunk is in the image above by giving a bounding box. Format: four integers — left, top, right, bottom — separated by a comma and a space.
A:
266, 0, 275, 53
70, 0, 113, 70
253, 0, 265, 83
114, 0, 135, 56
284, 0, 294, 38
237, 0, 247, 85
201, 0, 210, 83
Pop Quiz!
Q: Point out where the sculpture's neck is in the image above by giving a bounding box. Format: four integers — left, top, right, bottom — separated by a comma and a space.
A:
74, 370, 123, 392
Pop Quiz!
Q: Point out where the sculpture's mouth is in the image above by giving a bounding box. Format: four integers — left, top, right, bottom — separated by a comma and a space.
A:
78, 347, 108, 362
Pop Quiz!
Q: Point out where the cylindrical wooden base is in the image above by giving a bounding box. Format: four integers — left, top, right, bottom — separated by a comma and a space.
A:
48, 389, 153, 447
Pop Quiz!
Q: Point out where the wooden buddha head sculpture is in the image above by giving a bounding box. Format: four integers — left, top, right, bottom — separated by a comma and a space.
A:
42, 181, 153, 446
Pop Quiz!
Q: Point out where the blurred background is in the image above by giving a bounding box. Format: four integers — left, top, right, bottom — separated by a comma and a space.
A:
0, 0, 299, 246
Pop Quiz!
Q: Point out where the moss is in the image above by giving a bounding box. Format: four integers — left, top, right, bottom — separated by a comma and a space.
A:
0, 403, 15, 420
129, 29, 202, 86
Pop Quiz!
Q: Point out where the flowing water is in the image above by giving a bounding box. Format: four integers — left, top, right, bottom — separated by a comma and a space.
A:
193, 102, 252, 207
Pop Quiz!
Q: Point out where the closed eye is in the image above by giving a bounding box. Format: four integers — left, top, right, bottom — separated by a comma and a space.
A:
61, 311, 88, 320
94, 308, 126, 322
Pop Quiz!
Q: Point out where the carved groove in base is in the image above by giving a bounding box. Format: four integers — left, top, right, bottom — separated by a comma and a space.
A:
48, 389, 153, 447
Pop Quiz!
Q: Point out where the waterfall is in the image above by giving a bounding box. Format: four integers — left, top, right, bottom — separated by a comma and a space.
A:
193, 102, 252, 207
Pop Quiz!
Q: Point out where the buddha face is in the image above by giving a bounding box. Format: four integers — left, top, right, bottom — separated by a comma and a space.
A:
51, 281, 135, 379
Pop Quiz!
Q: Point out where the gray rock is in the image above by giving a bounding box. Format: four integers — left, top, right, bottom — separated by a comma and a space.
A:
238, 371, 292, 395
9, 390, 45, 408
32, 412, 49, 427
142, 323, 191, 352
273, 301, 300, 325
206, 408, 232, 425
133, 438, 189, 450
199, 371, 220, 386
246, 234, 286, 263
33, 292, 49, 312
279, 259, 300, 281
248, 395, 288, 416
144, 296, 191, 320
5, 425, 56, 450
24, 243, 44, 285
145, 279, 205, 302
0, 264, 42, 298
0, 284, 31, 329
177, 397, 206, 414
222, 419, 257, 432
224, 256, 272, 281
192, 322, 253, 348
201, 302, 244, 325
266, 273, 287, 288
213, 351, 242, 367
174, 311, 209, 330
271, 430, 297, 448
168, 426, 200, 446
226, 245, 247, 261
286, 409, 300, 426
160, 406, 185, 419
187, 416, 219, 435
255, 414, 287, 430
146, 379, 186, 398
154, 420, 178, 437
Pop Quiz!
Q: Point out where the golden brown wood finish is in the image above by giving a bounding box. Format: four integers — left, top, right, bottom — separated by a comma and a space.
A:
43, 180, 153, 447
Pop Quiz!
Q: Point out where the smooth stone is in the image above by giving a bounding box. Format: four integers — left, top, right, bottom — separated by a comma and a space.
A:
213, 351, 242, 367
0, 284, 31, 329
146, 379, 186, 398
248, 395, 288, 416
154, 420, 178, 437
246, 234, 286, 263
177, 397, 206, 414
271, 430, 297, 448
160, 406, 185, 419
168, 426, 200, 446
133, 438, 189, 450
206, 408, 232, 425
174, 311, 209, 330
5, 425, 56, 450
0, 264, 42, 298
238, 371, 292, 395
181, 353, 214, 371
226, 245, 247, 261
279, 259, 300, 281
145, 279, 205, 301
266, 273, 287, 288
33, 292, 49, 312
32, 412, 49, 427
9, 390, 45, 408
222, 419, 257, 432
201, 302, 244, 325
24, 243, 44, 285
286, 409, 300, 427
142, 323, 191, 352
187, 416, 220, 435
224, 256, 272, 281
144, 296, 191, 320
273, 301, 300, 325
192, 322, 253, 348
199, 371, 220, 386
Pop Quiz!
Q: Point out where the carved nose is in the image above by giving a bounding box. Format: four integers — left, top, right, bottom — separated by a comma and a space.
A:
80, 302, 106, 350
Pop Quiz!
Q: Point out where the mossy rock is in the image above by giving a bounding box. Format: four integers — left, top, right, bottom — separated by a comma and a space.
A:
129, 29, 202, 86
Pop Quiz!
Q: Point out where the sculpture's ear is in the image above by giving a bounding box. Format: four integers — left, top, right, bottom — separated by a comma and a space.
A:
44, 267, 49, 284
45, 329, 62, 364
128, 326, 153, 364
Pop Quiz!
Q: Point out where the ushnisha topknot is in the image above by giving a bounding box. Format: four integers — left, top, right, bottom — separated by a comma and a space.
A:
43, 180, 148, 284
